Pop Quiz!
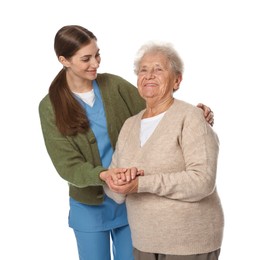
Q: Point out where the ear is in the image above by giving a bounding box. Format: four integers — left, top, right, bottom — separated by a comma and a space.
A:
173, 74, 182, 91
58, 56, 70, 68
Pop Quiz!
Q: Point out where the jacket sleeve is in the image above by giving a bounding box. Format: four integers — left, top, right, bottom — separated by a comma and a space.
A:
39, 96, 106, 188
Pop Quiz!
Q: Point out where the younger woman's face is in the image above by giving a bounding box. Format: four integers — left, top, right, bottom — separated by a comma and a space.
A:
61, 39, 101, 82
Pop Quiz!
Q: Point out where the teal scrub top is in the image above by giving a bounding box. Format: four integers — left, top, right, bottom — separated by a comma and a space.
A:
69, 80, 129, 232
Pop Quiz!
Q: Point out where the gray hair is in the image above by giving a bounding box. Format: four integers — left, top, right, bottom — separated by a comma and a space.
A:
134, 41, 184, 75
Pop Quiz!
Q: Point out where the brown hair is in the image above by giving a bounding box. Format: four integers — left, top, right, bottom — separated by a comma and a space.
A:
49, 25, 97, 136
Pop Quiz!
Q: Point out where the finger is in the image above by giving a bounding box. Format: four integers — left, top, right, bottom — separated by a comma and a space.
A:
125, 170, 132, 182
117, 179, 130, 186
129, 167, 137, 180
197, 103, 211, 117
209, 110, 214, 119
114, 168, 127, 174
207, 115, 214, 126
137, 170, 144, 176
207, 111, 214, 123
120, 172, 127, 182
197, 103, 204, 109
111, 173, 119, 183
205, 107, 212, 117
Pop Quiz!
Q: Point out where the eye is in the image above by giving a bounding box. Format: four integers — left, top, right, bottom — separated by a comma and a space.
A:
138, 68, 147, 74
82, 57, 91, 62
155, 67, 163, 72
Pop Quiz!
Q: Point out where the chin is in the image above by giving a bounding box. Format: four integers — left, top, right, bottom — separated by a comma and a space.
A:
87, 74, 97, 80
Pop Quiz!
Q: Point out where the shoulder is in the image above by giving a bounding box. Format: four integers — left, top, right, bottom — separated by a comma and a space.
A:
97, 73, 130, 83
39, 94, 54, 117
172, 99, 204, 119
173, 99, 199, 112
96, 73, 144, 109
97, 73, 136, 89
39, 94, 51, 110
168, 99, 211, 135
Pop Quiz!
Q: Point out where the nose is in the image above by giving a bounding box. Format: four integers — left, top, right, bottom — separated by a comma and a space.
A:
145, 68, 155, 79
91, 57, 100, 68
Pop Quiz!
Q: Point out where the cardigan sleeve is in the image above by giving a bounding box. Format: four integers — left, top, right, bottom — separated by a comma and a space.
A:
138, 107, 220, 202
102, 116, 135, 204
103, 185, 126, 204
39, 95, 106, 188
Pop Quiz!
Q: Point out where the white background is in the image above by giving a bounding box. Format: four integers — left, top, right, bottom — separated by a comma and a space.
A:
1, 0, 261, 259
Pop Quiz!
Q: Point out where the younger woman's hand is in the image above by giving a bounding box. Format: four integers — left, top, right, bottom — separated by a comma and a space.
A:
197, 103, 214, 126
99, 168, 127, 183
114, 167, 144, 185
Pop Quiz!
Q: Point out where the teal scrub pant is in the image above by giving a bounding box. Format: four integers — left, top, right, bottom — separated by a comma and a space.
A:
73, 224, 134, 260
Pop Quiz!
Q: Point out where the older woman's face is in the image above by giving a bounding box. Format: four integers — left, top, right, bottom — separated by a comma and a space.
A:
137, 52, 180, 104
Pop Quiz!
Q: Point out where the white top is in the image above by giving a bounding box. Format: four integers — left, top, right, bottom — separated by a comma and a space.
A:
74, 89, 95, 107
140, 112, 166, 146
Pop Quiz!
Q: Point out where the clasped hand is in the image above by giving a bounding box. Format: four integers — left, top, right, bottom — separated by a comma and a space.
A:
100, 167, 143, 194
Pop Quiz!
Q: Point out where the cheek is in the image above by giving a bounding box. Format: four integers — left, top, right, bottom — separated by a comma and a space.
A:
137, 85, 143, 96
137, 77, 143, 89
72, 63, 85, 71
137, 79, 144, 96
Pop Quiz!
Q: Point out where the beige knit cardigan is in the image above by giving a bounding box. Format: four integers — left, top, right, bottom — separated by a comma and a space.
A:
105, 99, 224, 255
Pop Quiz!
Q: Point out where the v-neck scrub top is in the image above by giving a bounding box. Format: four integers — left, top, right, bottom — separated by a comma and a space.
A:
69, 81, 129, 232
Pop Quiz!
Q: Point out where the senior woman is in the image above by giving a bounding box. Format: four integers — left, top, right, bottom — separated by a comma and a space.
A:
103, 42, 224, 260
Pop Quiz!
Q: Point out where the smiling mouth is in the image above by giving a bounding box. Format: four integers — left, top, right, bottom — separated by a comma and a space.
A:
86, 70, 97, 76
144, 83, 157, 87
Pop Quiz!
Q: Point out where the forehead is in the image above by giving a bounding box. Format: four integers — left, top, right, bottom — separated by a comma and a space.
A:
140, 52, 169, 67
74, 39, 99, 57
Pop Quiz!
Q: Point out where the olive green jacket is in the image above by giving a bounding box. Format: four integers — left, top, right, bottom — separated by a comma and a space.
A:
39, 73, 145, 205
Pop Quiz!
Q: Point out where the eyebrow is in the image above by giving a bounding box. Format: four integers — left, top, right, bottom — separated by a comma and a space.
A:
80, 49, 100, 59
80, 55, 93, 60
140, 64, 166, 69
